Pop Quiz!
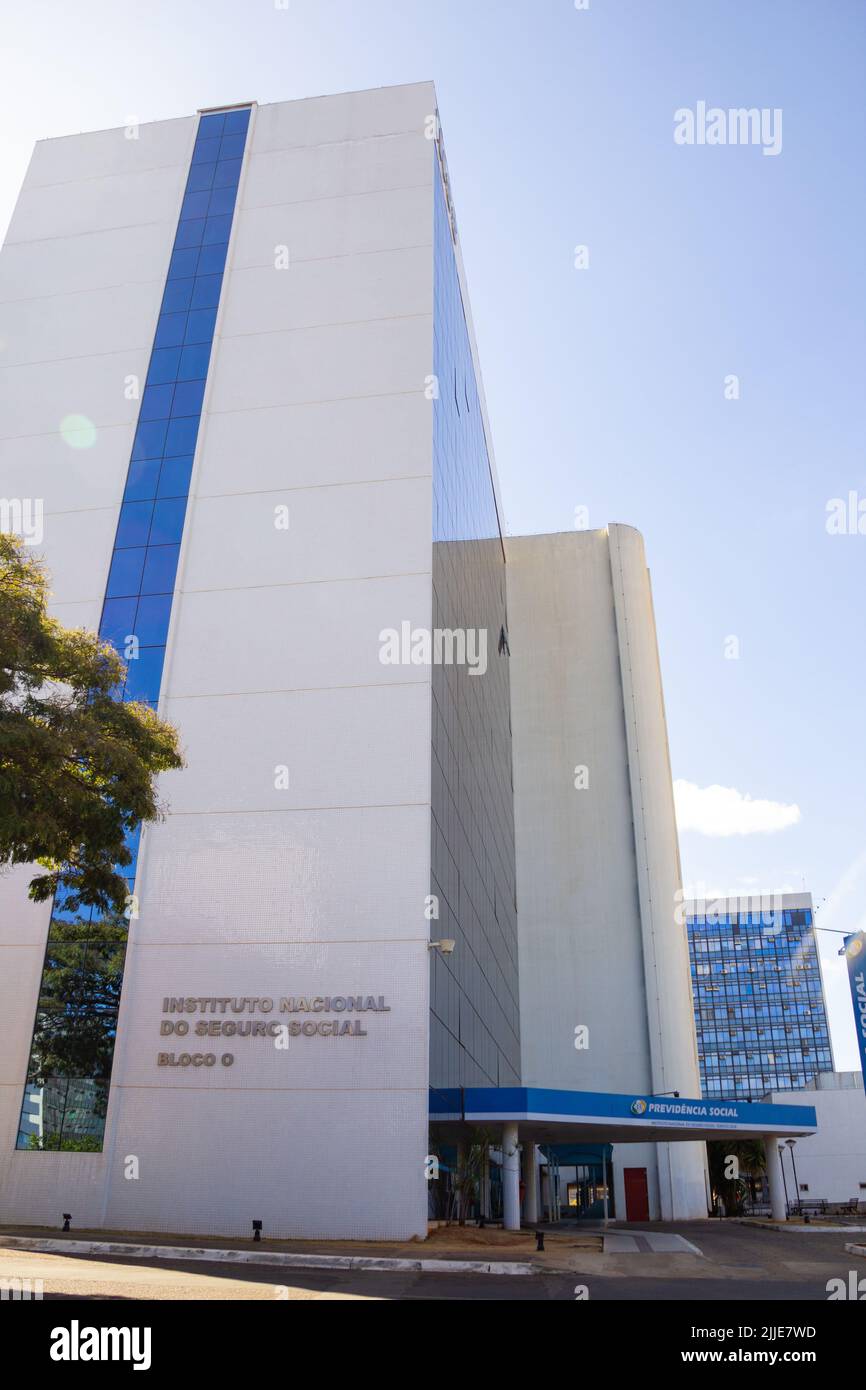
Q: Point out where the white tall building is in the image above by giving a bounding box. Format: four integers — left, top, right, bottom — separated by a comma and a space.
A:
0, 85, 815, 1239
508, 528, 708, 1220
0, 84, 441, 1240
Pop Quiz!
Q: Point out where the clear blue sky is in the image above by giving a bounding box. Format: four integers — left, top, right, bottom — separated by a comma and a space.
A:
2, 0, 864, 1067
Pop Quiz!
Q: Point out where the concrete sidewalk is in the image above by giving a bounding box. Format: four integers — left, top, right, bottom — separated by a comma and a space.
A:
0, 1234, 534, 1277
7, 1218, 847, 1285
735, 1217, 866, 1235
1, 1220, 855, 1300
0, 1223, 602, 1278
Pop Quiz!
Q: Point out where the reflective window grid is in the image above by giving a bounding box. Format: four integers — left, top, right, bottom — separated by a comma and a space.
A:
16, 107, 252, 1151
429, 154, 520, 1091
686, 908, 834, 1101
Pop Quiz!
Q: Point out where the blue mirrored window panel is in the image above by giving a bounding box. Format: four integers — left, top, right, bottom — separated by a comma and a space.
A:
192, 135, 221, 165
161, 279, 195, 313
106, 548, 146, 598
196, 245, 227, 277
157, 456, 194, 499
213, 158, 242, 189
153, 314, 187, 350
140, 384, 175, 421
164, 416, 200, 456
141, 544, 180, 595
134, 594, 173, 647
178, 343, 211, 380
190, 274, 222, 309
123, 647, 166, 703
132, 419, 169, 458
148, 347, 182, 385
123, 458, 161, 502
115, 502, 154, 549
171, 380, 206, 418
99, 597, 138, 652
149, 498, 187, 546
185, 306, 218, 342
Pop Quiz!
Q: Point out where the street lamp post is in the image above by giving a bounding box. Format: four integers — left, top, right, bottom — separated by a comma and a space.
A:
786, 1139, 801, 1208
778, 1144, 790, 1219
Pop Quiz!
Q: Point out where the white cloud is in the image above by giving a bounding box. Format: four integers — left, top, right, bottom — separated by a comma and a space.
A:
674, 780, 801, 837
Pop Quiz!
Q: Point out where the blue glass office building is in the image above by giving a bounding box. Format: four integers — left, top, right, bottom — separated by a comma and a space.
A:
686, 895, 834, 1101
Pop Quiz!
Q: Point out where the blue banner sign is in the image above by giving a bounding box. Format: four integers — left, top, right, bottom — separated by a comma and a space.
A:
844, 932, 866, 1096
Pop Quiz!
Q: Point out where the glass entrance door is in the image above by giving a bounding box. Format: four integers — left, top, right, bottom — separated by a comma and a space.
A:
546, 1143, 614, 1220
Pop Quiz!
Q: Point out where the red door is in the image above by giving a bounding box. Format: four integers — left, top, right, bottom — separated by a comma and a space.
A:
623, 1167, 650, 1221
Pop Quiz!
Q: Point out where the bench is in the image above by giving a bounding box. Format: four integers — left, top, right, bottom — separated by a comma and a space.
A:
833, 1197, 866, 1216
789, 1198, 827, 1218
743, 1202, 772, 1217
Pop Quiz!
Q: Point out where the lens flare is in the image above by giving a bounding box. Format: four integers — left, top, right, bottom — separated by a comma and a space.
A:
60, 413, 97, 449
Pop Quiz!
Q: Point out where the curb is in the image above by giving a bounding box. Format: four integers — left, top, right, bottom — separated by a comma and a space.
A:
844, 1243, 866, 1259
0, 1235, 535, 1277
735, 1219, 866, 1235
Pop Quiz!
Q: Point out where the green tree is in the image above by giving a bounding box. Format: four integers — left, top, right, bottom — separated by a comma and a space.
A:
707, 1138, 767, 1213
22, 905, 130, 1149
0, 532, 183, 912
28, 912, 128, 1081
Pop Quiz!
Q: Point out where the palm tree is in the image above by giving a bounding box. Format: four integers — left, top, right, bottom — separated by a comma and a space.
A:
707, 1139, 767, 1214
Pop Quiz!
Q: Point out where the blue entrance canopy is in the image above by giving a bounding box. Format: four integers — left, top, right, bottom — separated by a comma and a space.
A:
430, 1086, 817, 1143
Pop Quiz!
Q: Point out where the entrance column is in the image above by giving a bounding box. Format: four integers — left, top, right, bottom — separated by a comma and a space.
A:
502, 1122, 521, 1231
455, 1140, 467, 1223
523, 1141, 539, 1224
764, 1135, 787, 1222
480, 1146, 491, 1220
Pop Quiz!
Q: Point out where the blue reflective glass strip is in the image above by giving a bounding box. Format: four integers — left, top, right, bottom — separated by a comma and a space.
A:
98, 104, 251, 706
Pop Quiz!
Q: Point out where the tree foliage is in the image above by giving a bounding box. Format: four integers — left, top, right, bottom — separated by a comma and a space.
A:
707, 1138, 767, 1212
0, 532, 183, 911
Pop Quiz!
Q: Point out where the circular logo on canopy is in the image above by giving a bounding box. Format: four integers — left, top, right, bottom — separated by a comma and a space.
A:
847, 938, 864, 959
631, 1098, 648, 1116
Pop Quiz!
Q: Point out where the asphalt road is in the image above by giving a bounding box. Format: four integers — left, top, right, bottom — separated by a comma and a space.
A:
0, 1234, 859, 1301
